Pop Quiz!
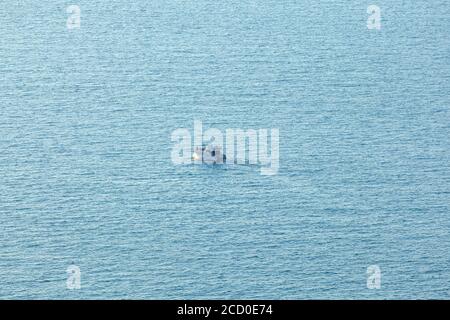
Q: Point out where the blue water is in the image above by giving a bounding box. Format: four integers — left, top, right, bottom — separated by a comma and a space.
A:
1, 1, 450, 299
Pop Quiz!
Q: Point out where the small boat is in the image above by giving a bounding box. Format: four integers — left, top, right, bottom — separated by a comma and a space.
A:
192, 143, 226, 165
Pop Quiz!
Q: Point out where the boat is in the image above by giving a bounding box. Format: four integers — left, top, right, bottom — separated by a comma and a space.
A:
192, 138, 226, 164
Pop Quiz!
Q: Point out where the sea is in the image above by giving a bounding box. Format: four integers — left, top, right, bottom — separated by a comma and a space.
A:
1, 0, 449, 299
